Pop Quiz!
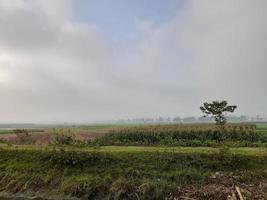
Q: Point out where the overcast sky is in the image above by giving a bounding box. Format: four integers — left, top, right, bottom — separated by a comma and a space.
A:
0, 0, 266, 123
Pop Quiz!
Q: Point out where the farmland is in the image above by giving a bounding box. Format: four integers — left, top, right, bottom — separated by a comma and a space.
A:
256, 123, 267, 133
0, 123, 267, 199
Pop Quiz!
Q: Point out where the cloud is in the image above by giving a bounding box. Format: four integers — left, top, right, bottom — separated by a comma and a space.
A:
181, 0, 267, 116
0, 0, 266, 122
0, 0, 111, 122
114, 0, 267, 117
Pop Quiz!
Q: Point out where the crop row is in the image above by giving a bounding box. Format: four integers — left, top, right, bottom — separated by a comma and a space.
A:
95, 128, 266, 146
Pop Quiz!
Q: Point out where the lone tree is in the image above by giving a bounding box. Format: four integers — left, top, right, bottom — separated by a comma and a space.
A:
200, 100, 237, 128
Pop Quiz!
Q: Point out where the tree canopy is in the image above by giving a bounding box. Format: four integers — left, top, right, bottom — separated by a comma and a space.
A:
200, 100, 237, 127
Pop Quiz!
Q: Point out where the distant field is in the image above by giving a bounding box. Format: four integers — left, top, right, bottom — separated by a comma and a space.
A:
256, 123, 267, 130
0, 122, 265, 134
256, 123, 267, 136
0, 128, 44, 134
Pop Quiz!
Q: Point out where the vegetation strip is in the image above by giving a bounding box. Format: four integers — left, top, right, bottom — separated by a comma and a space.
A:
0, 147, 267, 199
1, 144, 267, 155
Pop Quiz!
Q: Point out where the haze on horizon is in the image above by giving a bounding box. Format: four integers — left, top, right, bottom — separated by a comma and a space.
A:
0, 0, 266, 123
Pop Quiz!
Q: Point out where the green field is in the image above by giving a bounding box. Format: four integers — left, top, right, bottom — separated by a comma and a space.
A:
256, 123, 267, 132
1, 143, 267, 155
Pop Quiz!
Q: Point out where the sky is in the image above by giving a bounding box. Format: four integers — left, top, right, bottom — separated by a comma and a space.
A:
0, 0, 266, 123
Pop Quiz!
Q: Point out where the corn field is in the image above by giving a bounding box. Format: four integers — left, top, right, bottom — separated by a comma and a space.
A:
95, 123, 265, 146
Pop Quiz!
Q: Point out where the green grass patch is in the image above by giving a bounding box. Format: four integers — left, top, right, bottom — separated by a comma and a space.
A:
256, 123, 267, 135
0, 147, 266, 199
256, 123, 267, 130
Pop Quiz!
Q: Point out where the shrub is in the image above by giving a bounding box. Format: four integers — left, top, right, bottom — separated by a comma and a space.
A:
13, 129, 33, 144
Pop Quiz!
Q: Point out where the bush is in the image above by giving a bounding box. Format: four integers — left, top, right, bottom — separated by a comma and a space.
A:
13, 129, 33, 144
52, 128, 74, 145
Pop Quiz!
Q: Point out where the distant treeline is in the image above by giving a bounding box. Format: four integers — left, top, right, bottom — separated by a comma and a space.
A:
116, 115, 265, 124
0, 123, 35, 129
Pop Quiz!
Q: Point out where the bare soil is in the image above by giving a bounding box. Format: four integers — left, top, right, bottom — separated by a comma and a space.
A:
170, 182, 267, 200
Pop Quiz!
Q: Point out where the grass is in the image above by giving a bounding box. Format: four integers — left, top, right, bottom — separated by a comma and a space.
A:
2, 144, 267, 155
0, 146, 266, 199
256, 123, 267, 133
256, 123, 267, 129
0, 124, 119, 136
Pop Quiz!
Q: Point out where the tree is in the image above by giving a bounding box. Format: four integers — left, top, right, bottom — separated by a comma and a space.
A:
200, 100, 237, 128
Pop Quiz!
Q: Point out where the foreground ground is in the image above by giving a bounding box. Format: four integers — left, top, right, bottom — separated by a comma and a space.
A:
0, 145, 266, 199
